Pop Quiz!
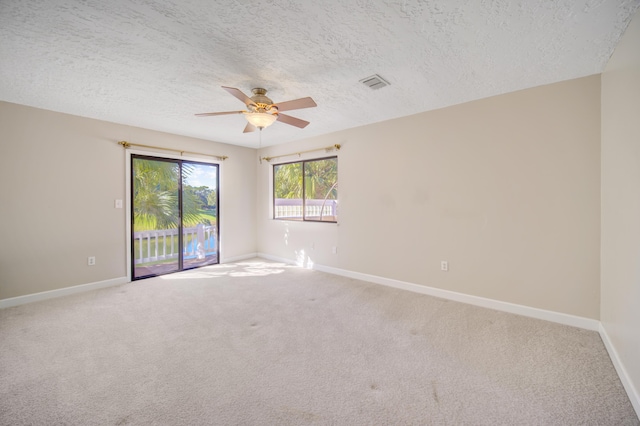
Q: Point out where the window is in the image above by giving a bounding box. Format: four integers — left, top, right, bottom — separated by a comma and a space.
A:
273, 156, 338, 222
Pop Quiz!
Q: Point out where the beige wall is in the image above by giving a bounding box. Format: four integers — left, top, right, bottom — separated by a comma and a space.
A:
601, 10, 640, 409
0, 102, 257, 299
258, 75, 601, 319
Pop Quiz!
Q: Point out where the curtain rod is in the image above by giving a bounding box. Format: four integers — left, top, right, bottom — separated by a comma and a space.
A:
261, 144, 341, 163
118, 141, 228, 161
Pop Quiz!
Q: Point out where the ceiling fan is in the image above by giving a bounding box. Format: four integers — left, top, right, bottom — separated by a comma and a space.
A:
196, 86, 317, 133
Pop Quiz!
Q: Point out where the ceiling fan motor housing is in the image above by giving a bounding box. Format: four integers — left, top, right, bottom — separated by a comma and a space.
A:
250, 88, 276, 112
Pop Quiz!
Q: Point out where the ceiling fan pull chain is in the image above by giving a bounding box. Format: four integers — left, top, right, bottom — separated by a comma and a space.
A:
259, 129, 263, 164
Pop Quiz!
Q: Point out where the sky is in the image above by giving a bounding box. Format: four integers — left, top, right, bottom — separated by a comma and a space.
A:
185, 163, 217, 188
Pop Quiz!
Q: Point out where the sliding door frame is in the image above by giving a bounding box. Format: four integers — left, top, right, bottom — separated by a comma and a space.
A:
124, 148, 223, 282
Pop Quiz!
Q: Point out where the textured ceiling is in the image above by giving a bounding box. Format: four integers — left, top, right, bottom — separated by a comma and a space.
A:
1, 0, 638, 148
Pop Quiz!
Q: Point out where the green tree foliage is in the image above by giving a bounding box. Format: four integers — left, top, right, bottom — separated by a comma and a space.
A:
184, 186, 216, 211
133, 159, 212, 231
304, 158, 338, 201
274, 158, 337, 201
274, 162, 302, 199
133, 159, 178, 230
206, 190, 217, 210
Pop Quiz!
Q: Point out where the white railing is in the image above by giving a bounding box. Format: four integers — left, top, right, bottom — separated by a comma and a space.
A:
274, 199, 337, 220
133, 224, 217, 264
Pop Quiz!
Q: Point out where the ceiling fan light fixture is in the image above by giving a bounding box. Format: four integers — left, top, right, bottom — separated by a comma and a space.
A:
245, 111, 277, 129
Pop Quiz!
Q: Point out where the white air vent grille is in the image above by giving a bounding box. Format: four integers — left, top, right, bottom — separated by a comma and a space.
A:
360, 74, 390, 90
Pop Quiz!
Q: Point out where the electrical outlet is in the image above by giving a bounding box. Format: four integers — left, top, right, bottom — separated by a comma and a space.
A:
88, 256, 96, 266
332, 246, 337, 255
115, 199, 123, 209
441, 261, 448, 272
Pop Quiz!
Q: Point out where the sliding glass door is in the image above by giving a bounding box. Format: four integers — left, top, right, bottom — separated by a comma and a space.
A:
131, 155, 219, 280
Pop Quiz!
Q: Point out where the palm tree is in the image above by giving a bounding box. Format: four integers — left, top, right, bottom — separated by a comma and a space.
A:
132, 159, 203, 231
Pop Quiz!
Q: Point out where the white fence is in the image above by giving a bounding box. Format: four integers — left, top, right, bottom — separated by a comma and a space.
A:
274, 198, 337, 220
133, 224, 217, 264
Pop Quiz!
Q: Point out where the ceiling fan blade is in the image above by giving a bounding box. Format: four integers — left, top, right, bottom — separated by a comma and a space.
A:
195, 111, 244, 117
274, 97, 317, 112
277, 113, 310, 128
243, 122, 257, 133
222, 86, 256, 107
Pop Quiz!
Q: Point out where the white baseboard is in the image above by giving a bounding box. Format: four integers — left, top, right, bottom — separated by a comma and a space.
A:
257, 253, 600, 331
260, 254, 640, 409
221, 252, 259, 263
0, 277, 128, 309
599, 323, 640, 418
316, 263, 600, 331
1, 253, 261, 309
257, 252, 306, 266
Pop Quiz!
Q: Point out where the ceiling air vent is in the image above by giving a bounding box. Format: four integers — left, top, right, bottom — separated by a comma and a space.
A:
360, 74, 390, 90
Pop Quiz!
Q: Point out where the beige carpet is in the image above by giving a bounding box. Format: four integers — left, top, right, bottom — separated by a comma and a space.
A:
0, 259, 637, 425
